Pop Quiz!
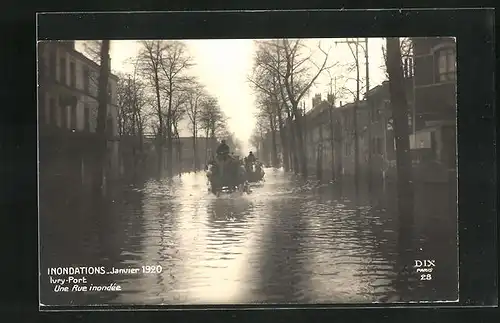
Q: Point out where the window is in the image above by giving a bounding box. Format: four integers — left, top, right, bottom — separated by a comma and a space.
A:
69, 61, 76, 88
59, 57, 67, 85
344, 141, 351, 156
107, 84, 112, 103
403, 57, 414, 78
59, 96, 67, 128
106, 116, 114, 137
430, 131, 437, 155
370, 105, 376, 123
84, 103, 90, 131
49, 51, 57, 77
377, 108, 383, 123
50, 97, 57, 126
83, 67, 90, 93
435, 48, 456, 82
70, 102, 77, 130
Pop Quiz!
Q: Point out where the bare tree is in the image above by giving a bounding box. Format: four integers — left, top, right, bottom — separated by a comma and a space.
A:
116, 70, 149, 138
168, 90, 189, 172
248, 51, 286, 168
252, 40, 298, 171
136, 41, 166, 174
251, 39, 336, 176
115, 63, 151, 175
186, 82, 206, 170
158, 40, 194, 176
199, 96, 226, 161
252, 114, 271, 163
254, 93, 280, 167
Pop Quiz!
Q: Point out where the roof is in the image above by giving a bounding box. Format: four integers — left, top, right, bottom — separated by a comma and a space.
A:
71, 49, 119, 81
365, 81, 389, 97
335, 100, 368, 112
307, 100, 332, 119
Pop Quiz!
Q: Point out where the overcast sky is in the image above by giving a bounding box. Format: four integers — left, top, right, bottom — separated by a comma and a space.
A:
76, 38, 387, 151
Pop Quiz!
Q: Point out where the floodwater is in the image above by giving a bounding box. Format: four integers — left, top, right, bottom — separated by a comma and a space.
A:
39, 168, 458, 306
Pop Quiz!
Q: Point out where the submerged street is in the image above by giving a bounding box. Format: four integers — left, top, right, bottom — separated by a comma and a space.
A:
40, 168, 457, 306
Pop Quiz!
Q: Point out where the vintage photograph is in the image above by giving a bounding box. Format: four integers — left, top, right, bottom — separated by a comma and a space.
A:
38, 37, 458, 306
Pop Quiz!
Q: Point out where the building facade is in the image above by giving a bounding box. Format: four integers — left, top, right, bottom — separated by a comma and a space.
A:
273, 37, 456, 181
38, 40, 120, 185
304, 97, 372, 177
411, 37, 456, 170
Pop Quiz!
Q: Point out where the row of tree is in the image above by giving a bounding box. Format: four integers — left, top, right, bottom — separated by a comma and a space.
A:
249, 38, 414, 184
248, 39, 335, 177
86, 40, 231, 177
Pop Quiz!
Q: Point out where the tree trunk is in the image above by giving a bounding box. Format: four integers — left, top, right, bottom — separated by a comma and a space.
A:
93, 40, 110, 198
131, 101, 139, 177
166, 86, 174, 177
269, 113, 278, 167
329, 108, 336, 181
387, 37, 414, 221
335, 116, 344, 179
154, 71, 163, 176
192, 130, 198, 171
205, 130, 210, 163
278, 123, 289, 170
173, 125, 181, 174
276, 108, 289, 170
386, 37, 415, 298
293, 107, 307, 177
286, 114, 298, 173
317, 124, 324, 180
354, 104, 359, 193
166, 122, 173, 177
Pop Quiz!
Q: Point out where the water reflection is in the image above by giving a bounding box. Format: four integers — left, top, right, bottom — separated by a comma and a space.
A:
40, 168, 457, 306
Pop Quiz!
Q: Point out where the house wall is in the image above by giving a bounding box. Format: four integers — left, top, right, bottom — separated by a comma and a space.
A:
39, 41, 118, 136
413, 37, 457, 130
38, 41, 121, 181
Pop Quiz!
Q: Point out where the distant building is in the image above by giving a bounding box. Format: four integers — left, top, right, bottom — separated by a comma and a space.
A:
149, 137, 218, 171
38, 40, 120, 182
304, 99, 373, 177
174, 137, 218, 166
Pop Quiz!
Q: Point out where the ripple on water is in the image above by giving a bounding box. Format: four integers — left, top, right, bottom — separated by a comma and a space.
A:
43, 169, 409, 305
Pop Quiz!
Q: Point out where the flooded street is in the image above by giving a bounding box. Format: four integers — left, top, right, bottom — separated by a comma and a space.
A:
40, 168, 457, 306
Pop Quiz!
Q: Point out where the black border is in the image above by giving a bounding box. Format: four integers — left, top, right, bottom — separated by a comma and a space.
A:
2, 7, 497, 322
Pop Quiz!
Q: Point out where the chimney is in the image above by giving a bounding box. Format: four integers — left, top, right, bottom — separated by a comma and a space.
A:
312, 93, 322, 108
327, 93, 335, 106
